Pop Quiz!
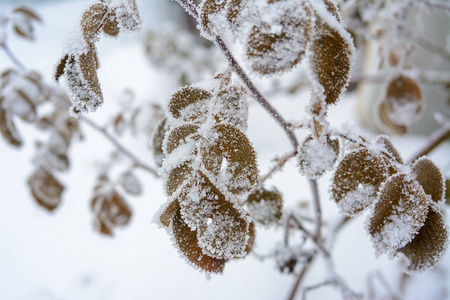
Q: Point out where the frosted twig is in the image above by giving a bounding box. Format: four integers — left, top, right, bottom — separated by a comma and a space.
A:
288, 214, 330, 257
302, 279, 335, 300
0, 43, 25, 71
308, 179, 322, 241
408, 125, 450, 163
258, 151, 296, 187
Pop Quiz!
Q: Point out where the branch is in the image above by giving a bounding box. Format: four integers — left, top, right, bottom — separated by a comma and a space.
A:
408, 125, 450, 163
308, 179, 322, 241
288, 214, 330, 257
288, 255, 315, 300
0, 42, 26, 71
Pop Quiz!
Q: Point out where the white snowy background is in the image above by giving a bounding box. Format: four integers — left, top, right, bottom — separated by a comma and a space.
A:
0, 1, 449, 299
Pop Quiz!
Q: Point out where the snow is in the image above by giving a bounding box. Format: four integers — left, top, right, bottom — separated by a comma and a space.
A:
0, 1, 449, 300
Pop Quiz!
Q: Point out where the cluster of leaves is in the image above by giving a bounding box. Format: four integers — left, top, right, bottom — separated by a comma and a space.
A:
331, 136, 448, 273
55, 0, 141, 114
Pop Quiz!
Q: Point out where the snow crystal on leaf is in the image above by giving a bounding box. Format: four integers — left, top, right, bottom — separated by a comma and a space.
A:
397, 205, 449, 274
163, 124, 200, 155
376, 135, 403, 165
212, 86, 248, 131
168, 86, 212, 123
368, 174, 428, 256
411, 157, 445, 206
246, 187, 283, 226
297, 135, 339, 179
114, 0, 142, 33
28, 167, 64, 212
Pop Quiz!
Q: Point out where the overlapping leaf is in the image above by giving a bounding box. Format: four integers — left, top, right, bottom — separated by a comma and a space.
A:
168, 86, 212, 122
246, 187, 283, 226
298, 135, 339, 179
0, 107, 23, 147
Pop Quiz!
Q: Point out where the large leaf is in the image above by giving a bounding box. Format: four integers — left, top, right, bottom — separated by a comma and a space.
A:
368, 174, 428, 255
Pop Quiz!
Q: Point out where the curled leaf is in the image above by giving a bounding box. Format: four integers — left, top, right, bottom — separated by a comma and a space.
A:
376, 99, 407, 135
102, 8, 120, 37
91, 190, 132, 227
411, 157, 445, 205
332, 148, 389, 216
246, 187, 283, 226
201, 123, 258, 195
28, 167, 64, 212
397, 205, 449, 274
368, 174, 428, 255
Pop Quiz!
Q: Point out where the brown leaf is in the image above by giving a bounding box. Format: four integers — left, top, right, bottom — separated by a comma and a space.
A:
172, 208, 226, 274
398, 205, 448, 274
13, 6, 41, 22
368, 173, 428, 255
0, 107, 23, 148
55, 54, 69, 82
92, 190, 132, 227
226, 0, 246, 29
80, 3, 108, 42
164, 124, 200, 155
151, 117, 168, 168
201, 123, 258, 195
93, 217, 113, 236
168, 86, 211, 122
246, 187, 283, 226
376, 135, 403, 164
79, 44, 103, 100
298, 135, 339, 179
13, 21, 34, 40
376, 99, 407, 135
411, 157, 445, 205
200, 0, 226, 36
165, 162, 194, 197
159, 200, 180, 228
28, 167, 64, 212
332, 148, 389, 216
102, 8, 120, 37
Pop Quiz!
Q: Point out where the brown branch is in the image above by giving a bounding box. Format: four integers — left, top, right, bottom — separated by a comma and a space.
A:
308, 179, 322, 241
408, 125, 450, 163
288, 255, 315, 300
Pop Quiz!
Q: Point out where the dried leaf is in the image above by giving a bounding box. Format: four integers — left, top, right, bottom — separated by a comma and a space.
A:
172, 208, 226, 274
165, 162, 194, 197
102, 8, 120, 37
164, 124, 199, 155
13, 20, 34, 40
323, 0, 342, 22
79, 45, 103, 101
28, 167, 64, 212
93, 217, 113, 236
332, 148, 389, 216
13, 6, 41, 22
376, 135, 403, 164
398, 205, 448, 274
246, 187, 283, 226
151, 117, 168, 168
201, 123, 258, 195
308, 24, 353, 105
411, 157, 445, 205
55, 55, 69, 82
214, 86, 248, 130
384, 76, 422, 126
92, 190, 132, 227
115, 0, 141, 32
368, 174, 428, 255
244, 221, 256, 255
200, 0, 226, 36
0, 107, 23, 148
159, 199, 180, 228
168, 86, 211, 122
226, 0, 246, 29
297, 135, 339, 179
80, 3, 108, 42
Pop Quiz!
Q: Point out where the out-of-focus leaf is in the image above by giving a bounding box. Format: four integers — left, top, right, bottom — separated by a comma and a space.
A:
28, 167, 64, 212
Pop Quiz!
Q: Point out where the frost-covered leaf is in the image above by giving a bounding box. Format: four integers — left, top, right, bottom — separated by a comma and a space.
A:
307, 22, 353, 105
0, 107, 23, 147
244, 221, 256, 256
172, 208, 226, 274
168, 86, 212, 122
151, 117, 167, 168
323, 0, 342, 22
226, 0, 247, 30
200, 0, 226, 37
115, 0, 142, 32
159, 199, 180, 228
119, 171, 142, 196
28, 167, 64, 212
246, 187, 283, 226
91, 190, 132, 227
201, 123, 258, 195
446, 179, 450, 205
376, 135, 403, 164
376, 99, 407, 135
165, 162, 194, 197
246, 1, 311, 76
384, 76, 422, 127
80, 3, 108, 42
411, 157, 445, 205
332, 148, 389, 216
397, 205, 448, 274
297, 135, 339, 179
213, 86, 248, 130
55, 54, 69, 82
41, 148, 70, 172
368, 174, 428, 255
164, 124, 199, 155
178, 173, 250, 259
11, 6, 41, 41
102, 8, 120, 37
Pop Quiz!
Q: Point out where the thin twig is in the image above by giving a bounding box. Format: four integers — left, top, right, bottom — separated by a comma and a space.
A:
302, 280, 335, 300
288, 255, 315, 300
0, 43, 26, 70
258, 151, 296, 186
79, 116, 159, 177
288, 214, 330, 257
408, 125, 450, 163
308, 179, 322, 241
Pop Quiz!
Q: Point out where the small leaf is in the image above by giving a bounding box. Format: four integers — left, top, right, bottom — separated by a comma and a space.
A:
297, 135, 339, 179
307, 23, 353, 105
246, 187, 283, 226
80, 3, 108, 42
159, 199, 180, 228
113, 113, 126, 136
13, 19, 34, 40
226, 0, 246, 29
119, 171, 143, 196
115, 0, 142, 32
172, 208, 226, 274
168, 86, 211, 122
201, 123, 258, 195
411, 157, 445, 205
384, 76, 422, 127
332, 148, 389, 216
79, 45, 103, 103
151, 117, 168, 168
55, 54, 69, 82
200, 0, 226, 36
376, 135, 403, 164
28, 167, 64, 212
397, 205, 448, 274
368, 174, 428, 255
91, 190, 132, 227
0, 107, 23, 148
164, 124, 199, 155
165, 162, 194, 197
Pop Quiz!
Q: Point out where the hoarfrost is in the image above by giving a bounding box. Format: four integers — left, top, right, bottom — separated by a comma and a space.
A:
337, 184, 375, 217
